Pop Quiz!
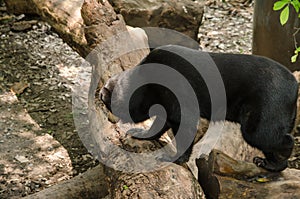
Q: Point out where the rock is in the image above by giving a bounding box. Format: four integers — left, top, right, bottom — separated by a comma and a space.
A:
15, 155, 30, 163
109, 0, 204, 40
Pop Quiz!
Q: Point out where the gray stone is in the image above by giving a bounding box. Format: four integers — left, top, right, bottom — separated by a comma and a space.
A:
110, 0, 204, 40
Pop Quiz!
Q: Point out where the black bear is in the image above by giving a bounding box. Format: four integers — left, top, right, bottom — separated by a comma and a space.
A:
100, 45, 298, 172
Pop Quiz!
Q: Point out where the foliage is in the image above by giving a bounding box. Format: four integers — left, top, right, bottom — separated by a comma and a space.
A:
273, 0, 300, 62
291, 46, 300, 62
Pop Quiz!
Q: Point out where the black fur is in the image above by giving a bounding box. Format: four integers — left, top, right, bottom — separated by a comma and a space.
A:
100, 45, 298, 172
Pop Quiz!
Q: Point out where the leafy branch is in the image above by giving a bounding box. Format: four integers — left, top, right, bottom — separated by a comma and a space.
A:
273, 0, 300, 62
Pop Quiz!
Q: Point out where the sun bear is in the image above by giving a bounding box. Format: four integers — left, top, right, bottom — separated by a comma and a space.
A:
100, 45, 298, 172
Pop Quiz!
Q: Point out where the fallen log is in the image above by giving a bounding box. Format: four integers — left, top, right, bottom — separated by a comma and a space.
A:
197, 150, 300, 199
23, 164, 108, 199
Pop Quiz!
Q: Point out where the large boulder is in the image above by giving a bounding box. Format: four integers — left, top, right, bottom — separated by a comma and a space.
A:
109, 0, 204, 40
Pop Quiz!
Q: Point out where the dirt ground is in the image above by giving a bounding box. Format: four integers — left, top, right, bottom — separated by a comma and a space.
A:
0, 1, 300, 198
0, 3, 98, 198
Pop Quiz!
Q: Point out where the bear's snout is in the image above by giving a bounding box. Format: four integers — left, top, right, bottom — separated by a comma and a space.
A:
100, 86, 112, 111
100, 74, 120, 111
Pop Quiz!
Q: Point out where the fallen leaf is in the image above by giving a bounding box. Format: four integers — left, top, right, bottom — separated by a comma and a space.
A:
11, 82, 30, 95
256, 177, 269, 183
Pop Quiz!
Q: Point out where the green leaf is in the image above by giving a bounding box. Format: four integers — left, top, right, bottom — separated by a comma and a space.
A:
280, 5, 290, 25
291, 54, 298, 62
294, 0, 300, 8
291, 1, 300, 12
291, 46, 299, 63
274, 1, 289, 10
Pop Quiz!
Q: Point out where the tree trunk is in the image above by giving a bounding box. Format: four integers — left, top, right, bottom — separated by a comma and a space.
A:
252, 0, 300, 71
80, 1, 204, 197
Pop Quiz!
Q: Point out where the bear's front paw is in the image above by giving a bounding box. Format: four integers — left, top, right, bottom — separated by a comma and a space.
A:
253, 156, 287, 172
253, 156, 267, 168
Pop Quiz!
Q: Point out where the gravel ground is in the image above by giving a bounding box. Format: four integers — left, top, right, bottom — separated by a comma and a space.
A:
0, 0, 299, 198
198, 0, 253, 54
